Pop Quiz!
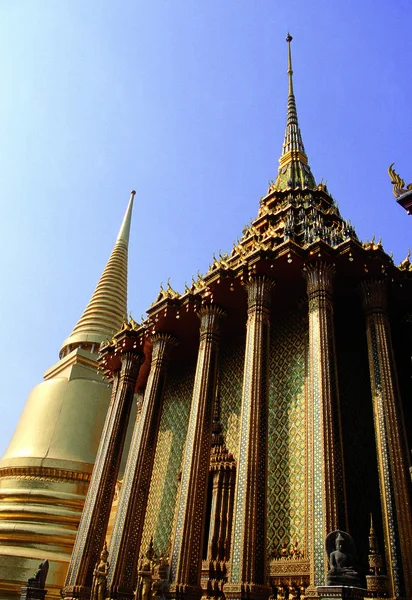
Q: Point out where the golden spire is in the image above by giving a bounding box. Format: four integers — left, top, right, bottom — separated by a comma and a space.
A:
273, 34, 316, 192
60, 190, 136, 356
287, 31, 294, 97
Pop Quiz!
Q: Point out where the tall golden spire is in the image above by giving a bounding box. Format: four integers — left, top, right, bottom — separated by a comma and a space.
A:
274, 34, 316, 191
60, 190, 136, 356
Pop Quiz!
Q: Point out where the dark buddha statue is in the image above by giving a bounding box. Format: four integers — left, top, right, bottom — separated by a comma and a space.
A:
326, 531, 362, 587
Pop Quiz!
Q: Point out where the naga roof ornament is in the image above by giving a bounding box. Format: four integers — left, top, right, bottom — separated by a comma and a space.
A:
388, 163, 412, 198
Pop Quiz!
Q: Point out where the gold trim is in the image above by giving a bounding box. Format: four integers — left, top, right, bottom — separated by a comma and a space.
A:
279, 150, 308, 168
0, 465, 91, 482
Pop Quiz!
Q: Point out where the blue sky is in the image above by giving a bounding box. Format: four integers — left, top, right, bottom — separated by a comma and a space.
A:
0, 0, 410, 454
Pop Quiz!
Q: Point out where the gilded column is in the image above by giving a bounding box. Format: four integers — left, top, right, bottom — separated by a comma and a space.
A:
62, 346, 144, 600
226, 275, 274, 600
360, 279, 412, 599
170, 305, 225, 600
106, 332, 178, 599
304, 262, 346, 592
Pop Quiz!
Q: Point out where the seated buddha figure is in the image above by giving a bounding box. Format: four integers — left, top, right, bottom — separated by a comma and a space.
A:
326, 531, 362, 587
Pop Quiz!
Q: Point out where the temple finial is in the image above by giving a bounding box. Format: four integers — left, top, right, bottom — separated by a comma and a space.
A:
271, 35, 316, 193
117, 190, 136, 245
286, 33, 294, 96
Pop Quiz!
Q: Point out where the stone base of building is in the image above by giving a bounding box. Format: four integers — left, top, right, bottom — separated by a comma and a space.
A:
316, 586, 368, 600
224, 583, 272, 600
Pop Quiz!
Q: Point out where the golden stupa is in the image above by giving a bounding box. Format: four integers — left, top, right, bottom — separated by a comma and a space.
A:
0, 191, 135, 599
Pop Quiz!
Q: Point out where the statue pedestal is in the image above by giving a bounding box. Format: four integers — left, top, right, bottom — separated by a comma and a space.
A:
317, 586, 368, 600
20, 586, 47, 600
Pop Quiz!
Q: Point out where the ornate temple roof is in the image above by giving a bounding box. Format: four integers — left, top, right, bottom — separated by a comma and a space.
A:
144, 35, 362, 322
60, 190, 135, 356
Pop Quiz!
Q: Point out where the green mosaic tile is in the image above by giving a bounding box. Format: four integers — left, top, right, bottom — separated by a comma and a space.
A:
267, 310, 306, 556
140, 361, 195, 556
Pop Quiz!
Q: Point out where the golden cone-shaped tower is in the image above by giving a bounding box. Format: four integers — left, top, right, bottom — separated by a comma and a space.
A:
60, 191, 134, 354
0, 191, 135, 599
273, 33, 316, 192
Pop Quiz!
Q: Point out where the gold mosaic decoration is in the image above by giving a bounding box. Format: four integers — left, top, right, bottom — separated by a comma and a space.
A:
267, 310, 306, 556
219, 333, 246, 462
140, 362, 195, 556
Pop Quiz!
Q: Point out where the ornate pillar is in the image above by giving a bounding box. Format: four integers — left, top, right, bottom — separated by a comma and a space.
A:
304, 262, 346, 592
360, 279, 412, 599
62, 342, 144, 600
106, 332, 178, 599
170, 305, 225, 600
226, 275, 274, 600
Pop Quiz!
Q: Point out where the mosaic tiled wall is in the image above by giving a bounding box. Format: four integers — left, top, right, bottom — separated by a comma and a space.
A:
219, 332, 246, 462
267, 310, 306, 556
140, 360, 195, 557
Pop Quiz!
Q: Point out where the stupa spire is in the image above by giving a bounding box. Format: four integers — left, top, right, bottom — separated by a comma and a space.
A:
60, 190, 136, 356
274, 34, 316, 191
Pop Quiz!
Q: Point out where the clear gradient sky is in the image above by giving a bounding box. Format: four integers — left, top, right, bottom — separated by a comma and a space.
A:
0, 1, 410, 455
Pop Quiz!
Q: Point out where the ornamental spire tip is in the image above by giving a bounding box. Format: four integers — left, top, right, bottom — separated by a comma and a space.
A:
270, 34, 316, 193
286, 32, 294, 95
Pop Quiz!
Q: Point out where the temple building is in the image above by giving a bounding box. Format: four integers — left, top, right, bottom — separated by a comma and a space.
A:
1, 36, 412, 600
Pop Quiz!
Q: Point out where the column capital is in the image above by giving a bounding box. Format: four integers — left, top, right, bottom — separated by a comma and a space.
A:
98, 342, 144, 380
198, 304, 226, 337
118, 351, 145, 383
358, 278, 388, 313
119, 349, 145, 363
245, 275, 275, 310
151, 332, 179, 358
303, 261, 335, 297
